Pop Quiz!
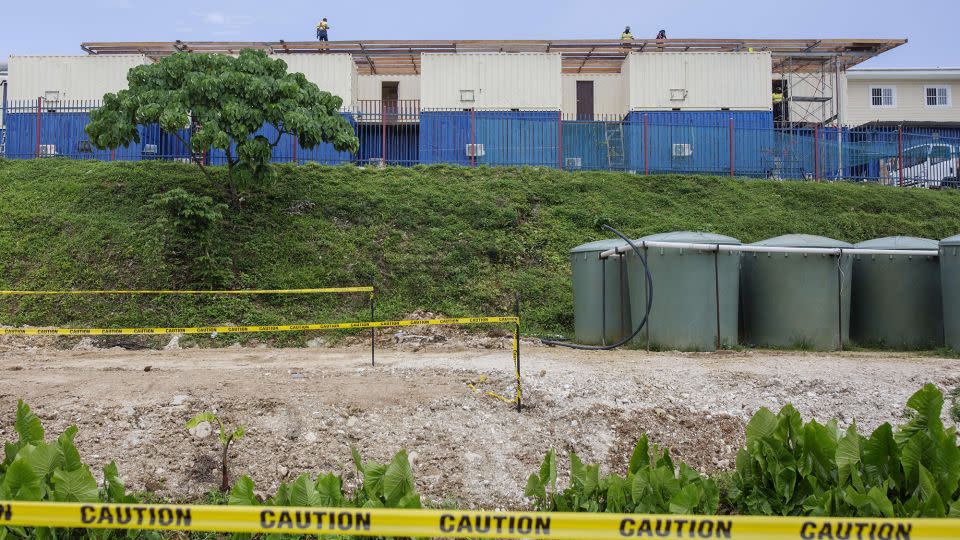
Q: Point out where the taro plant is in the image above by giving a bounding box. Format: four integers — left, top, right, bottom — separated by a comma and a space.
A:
525, 435, 718, 514
350, 448, 421, 508
0, 401, 153, 540
186, 412, 247, 493
729, 384, 960, 517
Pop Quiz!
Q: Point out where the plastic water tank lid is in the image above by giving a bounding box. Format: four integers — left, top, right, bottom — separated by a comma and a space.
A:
570, 239, 628, 254
639, 231, 742, 245
854, 236, 939, 250
940, 234, 960, 247
750, 234, 852, 249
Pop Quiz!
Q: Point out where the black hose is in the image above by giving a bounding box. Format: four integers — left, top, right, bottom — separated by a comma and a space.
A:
542, 224, 653, 350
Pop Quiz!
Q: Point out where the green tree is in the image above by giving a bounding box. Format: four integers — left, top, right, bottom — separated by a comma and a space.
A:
85, 49, 359, 206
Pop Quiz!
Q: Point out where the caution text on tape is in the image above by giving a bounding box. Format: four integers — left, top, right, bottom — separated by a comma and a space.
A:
0, 501, 951, 540
0, 316, 520, 336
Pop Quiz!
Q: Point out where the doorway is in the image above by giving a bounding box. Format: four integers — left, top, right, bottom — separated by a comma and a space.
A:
382, 81, 399, 115
576, 81, 594, 120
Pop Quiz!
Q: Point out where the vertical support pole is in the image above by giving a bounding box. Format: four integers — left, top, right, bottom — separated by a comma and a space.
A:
370, 290, 375, 367
557, 110, 563, 170
714, 248, 721, 350
898, 125, 905, 186
35, 97, 41, 159
111, 149, 116, 161
513, 294, 521, 413
601, 257, 607, 346
813, 125, 820, 181
729, 117, 735, 177
470, 108, 476, 168
381, 102, 387, 165
643, 113, 649, 175
836, 253, 843, 352
835, 57, 843, 180
293, 135, 298, 164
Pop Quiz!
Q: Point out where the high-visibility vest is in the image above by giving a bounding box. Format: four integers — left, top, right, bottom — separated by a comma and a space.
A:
772, 93, 784, 104
317, 21, 329, 30
621, 32, 633, 40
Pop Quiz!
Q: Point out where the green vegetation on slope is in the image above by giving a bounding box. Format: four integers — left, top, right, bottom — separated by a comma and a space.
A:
2, 158, 960, 340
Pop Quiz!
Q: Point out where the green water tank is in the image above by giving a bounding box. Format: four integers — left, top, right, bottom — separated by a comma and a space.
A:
741, 234, 853, 350
851, 236, 942, 349
940, 235, 960, 350
625, 231, 741, 351
571, 239, 631, 345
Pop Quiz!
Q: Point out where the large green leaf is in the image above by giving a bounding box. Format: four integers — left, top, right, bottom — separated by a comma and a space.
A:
20, 443, 62, 485
315, 473, 344, 507
628, 435, 650, 474
382, 450, 417, 507
2, 458, 41, 500
228, 476, 258, 506
51, 467, 99, 502
668, 483, 702, 514
289, 474, 320, 507
746, 407, 778, 445
57, 426, 82, 473
14, 401, 44, 445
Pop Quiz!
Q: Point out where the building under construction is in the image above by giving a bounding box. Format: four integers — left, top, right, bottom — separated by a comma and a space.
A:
5, 37, 957, 185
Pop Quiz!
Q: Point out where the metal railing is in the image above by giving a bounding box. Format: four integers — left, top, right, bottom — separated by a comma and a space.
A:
3, 98, 959, 187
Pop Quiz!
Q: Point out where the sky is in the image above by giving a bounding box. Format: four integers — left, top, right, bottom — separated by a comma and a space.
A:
2, 0, 957, 68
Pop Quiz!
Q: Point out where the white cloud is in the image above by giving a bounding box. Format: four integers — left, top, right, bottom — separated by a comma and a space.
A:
193, 11, 254, 27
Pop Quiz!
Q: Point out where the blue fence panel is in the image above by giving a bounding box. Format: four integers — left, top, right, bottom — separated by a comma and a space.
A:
420, 110, 559, 167
561, 121, 617, 170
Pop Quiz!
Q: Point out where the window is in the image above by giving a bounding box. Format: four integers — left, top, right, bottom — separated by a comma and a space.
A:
925, 86, 951, 107
870, 86, 895, 107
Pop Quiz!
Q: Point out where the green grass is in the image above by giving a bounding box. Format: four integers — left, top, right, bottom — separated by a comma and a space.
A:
2, 158, 960, 343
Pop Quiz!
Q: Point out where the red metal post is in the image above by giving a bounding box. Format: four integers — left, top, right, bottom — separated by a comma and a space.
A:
643, 113, 649, 175
470, 108, 476, 168
897, 125, 904, 186
111, 149, 116, 161
813, 125, 819, 181
35, 97, 41, 159
292, 136, 298, 163
729, 117, 735, 177
381, 102, 387, 165
557, 110, 563, 170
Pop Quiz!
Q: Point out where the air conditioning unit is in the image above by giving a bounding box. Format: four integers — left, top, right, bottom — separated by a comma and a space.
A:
670, 89, 688, 101
672, 143, 693, 157
77, 141, 93, 154
44, 91, 61, 103
38, 144, 57, 157
143, 144, 158, 155
460, 89, 476, 102
565, 157, 582, 170
367, 158, 386, 168
465, 143, 485, 157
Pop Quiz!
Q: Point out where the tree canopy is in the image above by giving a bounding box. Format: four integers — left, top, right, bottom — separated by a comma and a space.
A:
86, 49, 359, 205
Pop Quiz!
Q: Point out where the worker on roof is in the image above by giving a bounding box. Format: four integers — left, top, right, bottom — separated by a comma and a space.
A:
772, 92, 784, 104
620, 26, 633, 40
656, 29, 667, 40
316, 18, 330, 42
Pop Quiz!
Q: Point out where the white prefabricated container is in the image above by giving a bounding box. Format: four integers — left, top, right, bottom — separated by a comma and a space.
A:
356, 74, 421, 102
561, 73, 626, 117
421, 53, 562, 109
7, 55, 150, 101
273, 53, 357, 109
623, 52, 772, 111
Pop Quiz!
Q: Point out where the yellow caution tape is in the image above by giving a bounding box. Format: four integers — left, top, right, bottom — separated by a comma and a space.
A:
0, 501, 955, 539
0, 316, 519, 336
0, 287, 374, 295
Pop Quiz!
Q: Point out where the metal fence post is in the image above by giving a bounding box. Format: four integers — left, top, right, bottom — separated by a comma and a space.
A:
729, 117, 735, 177
813, 125, 819, 181
470, 108, 476, 168
35, 97, 41, 159
898, 125, 904, 186
381, 102, 386, 165
643, 113, 649, 175
514, 293, 521, 413
557, 110, 563, 170
293, 135, 298, 164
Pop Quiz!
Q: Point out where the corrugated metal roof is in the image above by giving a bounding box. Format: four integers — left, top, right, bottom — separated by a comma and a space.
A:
77, 38, 907, 76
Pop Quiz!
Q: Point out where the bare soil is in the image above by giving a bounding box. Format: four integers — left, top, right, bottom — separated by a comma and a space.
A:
1, 337, 957, 509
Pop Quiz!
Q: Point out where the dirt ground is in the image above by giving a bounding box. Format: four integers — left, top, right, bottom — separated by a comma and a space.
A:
1, 335, 957, 509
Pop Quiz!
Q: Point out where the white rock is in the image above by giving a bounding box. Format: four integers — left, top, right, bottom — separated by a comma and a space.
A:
170, 395, 190, 406
306, 337, 326, 348
346, 416, 358, 427
164, 335, 182, 351
119, 406, 135, 417
304, 432, 318, 443
73, 338, 98, 351
277, 464, 289, 477
188, 421, 213, 439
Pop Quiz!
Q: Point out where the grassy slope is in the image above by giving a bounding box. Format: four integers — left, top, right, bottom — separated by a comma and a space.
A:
2, 158, 960, 342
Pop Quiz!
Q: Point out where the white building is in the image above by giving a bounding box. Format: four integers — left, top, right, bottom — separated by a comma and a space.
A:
845, 68, 960, 127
